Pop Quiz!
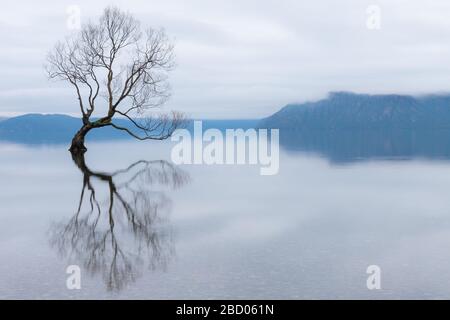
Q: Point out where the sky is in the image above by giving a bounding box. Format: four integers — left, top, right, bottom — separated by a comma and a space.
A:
1, 0, 450, 118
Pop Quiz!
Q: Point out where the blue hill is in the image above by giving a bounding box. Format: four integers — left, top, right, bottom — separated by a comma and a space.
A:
0, 114, 134, 144
259, 92, 450, 130
0, 114, 259, 144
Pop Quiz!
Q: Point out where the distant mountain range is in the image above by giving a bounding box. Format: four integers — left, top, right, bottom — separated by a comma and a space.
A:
259, 92, 450, 130
4, 92, 450, 162
256, 92, 450, 162
0, 114, 129, 144
0, 113, 258, 144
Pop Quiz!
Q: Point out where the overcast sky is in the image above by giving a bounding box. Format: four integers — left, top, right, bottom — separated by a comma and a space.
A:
1, 0, 450, 118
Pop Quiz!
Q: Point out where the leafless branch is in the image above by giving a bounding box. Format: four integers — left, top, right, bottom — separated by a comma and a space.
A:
45, 6, 181, 144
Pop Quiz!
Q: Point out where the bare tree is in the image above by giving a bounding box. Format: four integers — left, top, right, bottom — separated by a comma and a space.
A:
46, 7, 184, 153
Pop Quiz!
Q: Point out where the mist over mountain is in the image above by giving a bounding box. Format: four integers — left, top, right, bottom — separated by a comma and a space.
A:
256, 92, 450, 163
260, 92, 450, 130
4, 91, 450, 162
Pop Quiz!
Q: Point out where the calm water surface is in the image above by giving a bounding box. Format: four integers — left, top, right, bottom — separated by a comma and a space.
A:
2, 138, 450, 299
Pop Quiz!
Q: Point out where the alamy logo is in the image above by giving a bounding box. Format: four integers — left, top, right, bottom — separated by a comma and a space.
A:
366, 265, 381, 290
66, 265, 81, 290
171, 121, 279, 175
66, 5, 81, 30
366, 5, 381, 30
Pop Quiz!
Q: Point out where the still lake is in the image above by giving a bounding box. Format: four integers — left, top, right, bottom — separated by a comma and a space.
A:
2, 133, 450, 299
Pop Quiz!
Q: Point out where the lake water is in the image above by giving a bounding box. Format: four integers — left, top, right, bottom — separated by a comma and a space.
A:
2, 135, 450, 299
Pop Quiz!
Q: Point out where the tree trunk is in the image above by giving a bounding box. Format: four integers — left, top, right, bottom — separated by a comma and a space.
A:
69, 125, 92, 153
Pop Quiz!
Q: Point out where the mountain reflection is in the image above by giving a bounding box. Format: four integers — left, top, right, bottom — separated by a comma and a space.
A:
280, 129, 450, 163
49, 152, 189, 291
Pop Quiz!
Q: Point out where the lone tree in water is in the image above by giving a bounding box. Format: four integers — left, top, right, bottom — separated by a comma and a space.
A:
46, 7, 183, 153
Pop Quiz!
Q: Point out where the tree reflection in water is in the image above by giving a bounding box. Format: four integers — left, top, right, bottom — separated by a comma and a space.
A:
49, 152, 190, 291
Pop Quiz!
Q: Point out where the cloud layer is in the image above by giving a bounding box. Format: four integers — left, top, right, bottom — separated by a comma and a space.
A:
1, 0, 450, 118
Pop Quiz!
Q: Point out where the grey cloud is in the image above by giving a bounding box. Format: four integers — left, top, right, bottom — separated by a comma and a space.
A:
1, 0, 450, 118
